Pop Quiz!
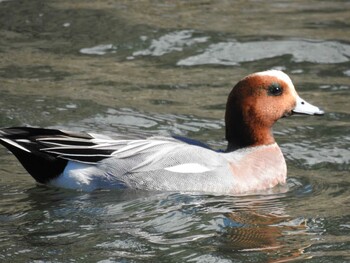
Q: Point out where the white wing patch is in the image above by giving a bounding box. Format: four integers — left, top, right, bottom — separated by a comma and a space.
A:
164, 163, 211, 173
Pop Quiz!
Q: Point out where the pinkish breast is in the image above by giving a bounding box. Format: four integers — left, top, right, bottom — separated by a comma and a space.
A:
228, 143, 287, 194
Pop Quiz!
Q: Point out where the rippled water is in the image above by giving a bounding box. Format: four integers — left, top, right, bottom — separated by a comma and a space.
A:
0, 0, 349, 262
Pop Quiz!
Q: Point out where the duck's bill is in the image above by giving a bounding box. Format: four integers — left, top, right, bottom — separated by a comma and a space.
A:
292, 96, 325, 116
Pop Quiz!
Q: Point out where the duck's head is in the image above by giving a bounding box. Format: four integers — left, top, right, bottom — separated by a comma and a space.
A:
225, 70, 324, 151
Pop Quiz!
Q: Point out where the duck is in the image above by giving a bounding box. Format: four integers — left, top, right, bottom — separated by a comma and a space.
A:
0, 70, 324, 194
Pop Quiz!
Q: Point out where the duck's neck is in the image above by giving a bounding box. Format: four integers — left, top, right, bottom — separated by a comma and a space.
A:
225, 120, 275, 152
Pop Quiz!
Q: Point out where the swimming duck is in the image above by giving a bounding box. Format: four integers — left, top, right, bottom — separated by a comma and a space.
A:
0, 70, 324, 193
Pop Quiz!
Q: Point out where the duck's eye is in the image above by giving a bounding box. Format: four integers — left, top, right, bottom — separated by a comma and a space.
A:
268, 83, 283, 96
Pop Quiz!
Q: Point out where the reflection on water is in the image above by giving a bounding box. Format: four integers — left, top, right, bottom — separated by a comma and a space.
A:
177, 40, 350, 66
0, 0, 350, 262
76, 30, 350, 66
1, 184, 348, 262
132, 30, 209, 57
80, 44, 117, 55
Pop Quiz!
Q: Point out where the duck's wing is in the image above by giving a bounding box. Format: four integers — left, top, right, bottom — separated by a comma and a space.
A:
1, 127, 229, 192
1, 127, 111, 160
0, 127, 200, 182
0, 127, 177, 164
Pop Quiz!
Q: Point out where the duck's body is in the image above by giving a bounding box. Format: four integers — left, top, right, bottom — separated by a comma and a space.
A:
0, 70, 324, 194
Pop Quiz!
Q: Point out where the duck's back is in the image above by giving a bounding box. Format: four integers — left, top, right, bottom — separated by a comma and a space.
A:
52, 139, 236, 192
1, 127, 286, 194
52, 139, 286, 194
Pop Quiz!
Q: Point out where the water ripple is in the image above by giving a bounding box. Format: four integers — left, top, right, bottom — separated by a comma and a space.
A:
133, 30, 209, 57
282, 138, 350, 169
178, 40, 350, 66
80, 44, 117, 55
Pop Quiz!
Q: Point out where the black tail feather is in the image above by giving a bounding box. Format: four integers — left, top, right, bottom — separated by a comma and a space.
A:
0, 127, 84, 184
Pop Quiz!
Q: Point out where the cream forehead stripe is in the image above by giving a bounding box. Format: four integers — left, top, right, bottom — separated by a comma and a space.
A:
253, 70, 297, 96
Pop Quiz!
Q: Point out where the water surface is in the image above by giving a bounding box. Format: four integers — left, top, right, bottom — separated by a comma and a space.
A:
0, 0, 349, 262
